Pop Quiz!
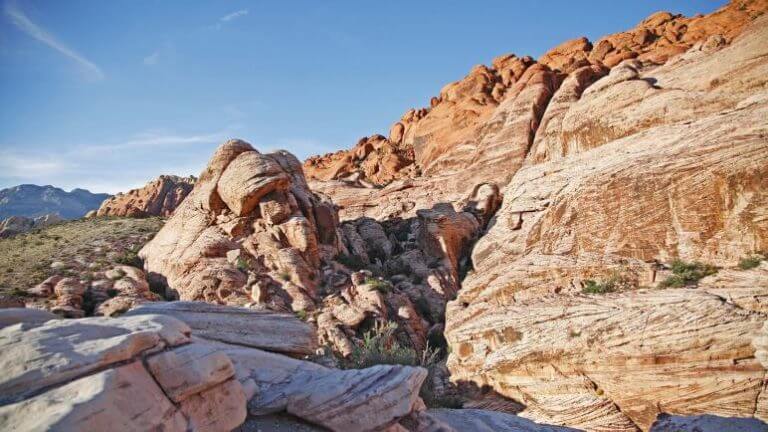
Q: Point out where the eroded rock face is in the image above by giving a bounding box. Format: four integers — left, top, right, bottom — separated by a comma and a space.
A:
304, 1, 766, 223
445, 14, 768, 432
140, 140, 341, 309
317, 189, 500, 357
97, 175, 195, 217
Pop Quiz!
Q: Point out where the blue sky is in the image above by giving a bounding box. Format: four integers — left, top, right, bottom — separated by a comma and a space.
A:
0, 0, 723, 193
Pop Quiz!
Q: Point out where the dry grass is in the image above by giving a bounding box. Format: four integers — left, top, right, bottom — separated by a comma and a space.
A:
0, 217, 163, 296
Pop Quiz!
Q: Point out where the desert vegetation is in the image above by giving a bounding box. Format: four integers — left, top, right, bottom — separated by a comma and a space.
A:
0, 216, 163, 297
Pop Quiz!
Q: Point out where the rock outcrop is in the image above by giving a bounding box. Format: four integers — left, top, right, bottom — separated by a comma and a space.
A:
0, 304, 574, 432
0, 310, 246, 431
305, 0, 767, 222
140, 140, 340, 308
0, 213, 63, 238
125, 301, 317, 355
96, 174, 195, 217
444, 13, 768, 432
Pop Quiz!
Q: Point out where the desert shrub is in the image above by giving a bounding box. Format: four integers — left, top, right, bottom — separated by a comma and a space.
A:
341, 321, 455, 406
294, 310, 308, 321
278, 271, 292, 282
365, 277, 392, 294
114, 247, 142, 268
581, 270, 633, 294
335, 253, 368, 271
236, 257, 249, 272
738, 255, 763, 270
582, 279, 614, 294
659, 260, 717, 288
344, 321, 418, 369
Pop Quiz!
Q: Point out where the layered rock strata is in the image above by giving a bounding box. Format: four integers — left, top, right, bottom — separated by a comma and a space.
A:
305, 0, 768, 221
444, 13, 768, 432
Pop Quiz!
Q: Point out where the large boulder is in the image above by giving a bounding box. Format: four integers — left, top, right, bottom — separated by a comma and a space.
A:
140, 140, 341, 310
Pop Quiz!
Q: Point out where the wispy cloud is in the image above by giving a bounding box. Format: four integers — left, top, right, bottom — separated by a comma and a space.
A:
0, 129, 236, 193
77, 130, 231, 154
143, 51, 160, 65
212, 9, 248, 29
0, 150, 68, 178
4, 0, 104, 80
220, 9, 248, 22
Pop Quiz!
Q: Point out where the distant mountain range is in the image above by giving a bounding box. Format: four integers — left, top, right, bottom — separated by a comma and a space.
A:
0, 184, 110, 219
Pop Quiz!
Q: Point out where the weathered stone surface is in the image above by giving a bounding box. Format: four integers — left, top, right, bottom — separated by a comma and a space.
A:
447, 289, 767, 431
205, 341, 427, 432
97, 174, 195, 217
0, 308, 58, 329
217, 151, 291, 216
649, 413, 768, 432
147, 342, 236, 402
0, 313, 191, 403
0, 361, 189, 432
140, 140, 340, 309
125, 301, 317, 355
699, 262, 768, 314
415, 408, 580, 432
180, 378, 247, 432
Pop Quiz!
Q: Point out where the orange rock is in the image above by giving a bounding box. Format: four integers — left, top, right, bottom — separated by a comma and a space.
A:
97, 175, 195, 217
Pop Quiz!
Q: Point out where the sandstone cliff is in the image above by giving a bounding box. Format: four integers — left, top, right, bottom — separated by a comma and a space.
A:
443, 10, 768, 432
305, 0, 768, 222
96, 174, 195, 217
303, 1, 768, 431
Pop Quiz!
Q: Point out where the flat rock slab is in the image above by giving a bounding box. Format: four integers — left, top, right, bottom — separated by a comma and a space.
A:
0, 308, 59, 330
650, 414, 768, 432
418, 409, 581, 432
126, 301, 317, 355
0, 313, 190, 403
201, 341, 426, 432
0, 361, 188, 431
147, 342, 236, 402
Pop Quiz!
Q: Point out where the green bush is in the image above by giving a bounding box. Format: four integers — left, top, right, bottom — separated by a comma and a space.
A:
341, 321, 457, 408
344, 321, 417, 369
738, 255, 763, 270
236, 257, 249, 272
582, 279, 615, 294
659, 260, 717, 288
365, 277, 392, 294
581, 270, 633, 294
114, 248, 142, 268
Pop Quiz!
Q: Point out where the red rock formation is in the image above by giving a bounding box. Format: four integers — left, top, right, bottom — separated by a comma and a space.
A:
305, 0, 768, 222
96, 175, 195, 217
